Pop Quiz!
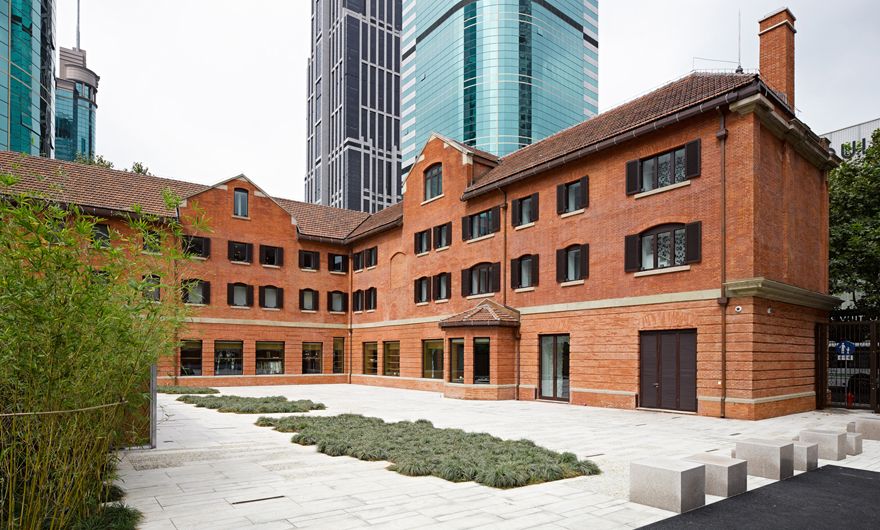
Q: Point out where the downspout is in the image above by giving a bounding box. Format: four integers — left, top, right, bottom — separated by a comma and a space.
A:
348, 248, 353, 384
717, 108, 729, 418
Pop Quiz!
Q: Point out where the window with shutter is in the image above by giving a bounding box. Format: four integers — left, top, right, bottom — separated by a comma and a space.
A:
630, 223, 698, 272
558, 179, 585, 214
629, 140, 701, 195
228, 241, 251, 263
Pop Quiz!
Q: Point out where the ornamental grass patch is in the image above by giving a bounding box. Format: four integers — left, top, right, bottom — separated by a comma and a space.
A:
255, 414, 600, 488
176, 395, 326, 414
157, 385, 218, 394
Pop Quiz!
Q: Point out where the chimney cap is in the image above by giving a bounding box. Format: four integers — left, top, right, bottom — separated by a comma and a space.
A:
760, 6, 796, 23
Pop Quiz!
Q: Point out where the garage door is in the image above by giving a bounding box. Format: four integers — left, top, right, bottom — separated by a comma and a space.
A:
639, 329, 697, 412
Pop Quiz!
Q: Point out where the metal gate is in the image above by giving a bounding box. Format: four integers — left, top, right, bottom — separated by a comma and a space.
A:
818, 320, 879, 411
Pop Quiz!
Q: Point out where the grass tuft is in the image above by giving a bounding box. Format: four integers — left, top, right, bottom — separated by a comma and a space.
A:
71, 504, 142, 530
158, 385, 218, 394
254, 413, 600, 488
176, 395, 325, 414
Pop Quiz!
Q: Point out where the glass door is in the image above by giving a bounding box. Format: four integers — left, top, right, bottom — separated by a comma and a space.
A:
450, 338, 464, 383
540, 335, 570, 400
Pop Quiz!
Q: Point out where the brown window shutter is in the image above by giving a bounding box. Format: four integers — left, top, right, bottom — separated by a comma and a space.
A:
328, 291, 334, 309
227, 241, 234, 260
432, 275, 440, 299
510, 258, 520, 289
531, 254, 540, 286
413, 233, 420, 253
259, 286, 266, 307
625, 234, 640, 272
341, 292, 347, 312
245, 285, 254, 307
626, 160, 641, 195
314, 251, 321, 270
685, 221, 702, 263
490, 206, 501, 233
203, 237, 211, 257
461, 216, 471, 240
259, 245, 267, 264
511, 198, 521, 226
556, 184, 565, 213
490, 262, 501, 292
685, 139, 701, 178
556, 248, 566, 282
314, 290, 320, 311
276, 288, 284, 309
432, 225, 440, 247
298, 250, 305, 268
227, 283, 234, 305
531, 193, 539, 221
580, 176, 589, 209
461, 268, 470, 296
414, 279, 420, 303
276, 247, 284, 266
425, 229, 432, 250
299, 289, 305, 309
245, 243, 253, 263
581, 244, 590, 279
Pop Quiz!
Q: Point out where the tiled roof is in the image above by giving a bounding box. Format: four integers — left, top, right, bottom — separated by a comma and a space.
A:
439, 299, 520, 328
346, 202, 403, 242
464, 72, 759, 198
435, 134, 500, 163
0, 151, 209, 217
275, 197, 370, 241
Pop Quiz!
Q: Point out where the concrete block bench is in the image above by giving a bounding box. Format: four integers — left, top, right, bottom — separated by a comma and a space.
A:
735, 439, 794, 480
798, 430, 846, 461
792, 441, 818, 472
854, 418, 880, 441
630, 458, 705, 513
847, 432, 863, 455
684, 453, 747, 497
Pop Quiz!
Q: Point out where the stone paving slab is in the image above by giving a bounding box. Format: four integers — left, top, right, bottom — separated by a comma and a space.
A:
118, 385, 880, 528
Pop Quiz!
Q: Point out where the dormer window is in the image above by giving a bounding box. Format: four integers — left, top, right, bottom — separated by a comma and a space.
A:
424, 164, 442, 201
233, 188, 249, 217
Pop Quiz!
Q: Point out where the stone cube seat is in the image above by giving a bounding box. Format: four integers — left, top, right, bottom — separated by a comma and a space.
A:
684, 453, 747, 497
854, 417, 880, 441
630, 458, 706, 513
735, 439, 794, 480
846, 432, 863, 455
798, 429, 846, 461
792, 441, 818, 471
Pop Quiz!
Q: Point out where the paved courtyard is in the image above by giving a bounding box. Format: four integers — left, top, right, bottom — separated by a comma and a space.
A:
118, 385, 880, 529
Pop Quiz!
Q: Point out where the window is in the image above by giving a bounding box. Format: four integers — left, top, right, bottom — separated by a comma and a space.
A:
422, 339, 443, 379
227, 282, 253, 307
626, 223, 701, 272
333, 337, 345, 373
557, 177, 588, 214
557, 244, 589, 282
414, 229, 431, 254
363, 247, 378, 267
512, 193, 539, 226
228, 241, 253, 263
256, 341, 284, 375
92, 223, 110, 247
512, 255, 539, 289
328, 291, 347, 312
433, 222, 452, 249
352, 289, 364, 312
365, 287, 377, 310
299, 250, 320, 270
329, 253, 348, 273
180, 340, 202, 376
299, 288, 318, 311
259, 285, 284, 309
353, 251, 364, 271
423, 163, 442, 201
143, 229, 161, 253
433, 272, 451, 301
183, 279, 210, 305
626, 140, 701, 195
302, 342, 323, 374
214, 341, 243, 375
363, 342, 378, 374
462, 207, 500, 240
233, 188, 249, 217
462, 262, 500, 296
183, 235, 210, 258
449, 338, 464, 384
383, 341, 400, 376
260, 245, 284, 266
143, 274, 160, 301
414, 277, 430, 303
474, 338, 490, 384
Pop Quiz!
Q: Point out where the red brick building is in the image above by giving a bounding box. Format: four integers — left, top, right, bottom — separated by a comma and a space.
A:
1, 9, 839, 419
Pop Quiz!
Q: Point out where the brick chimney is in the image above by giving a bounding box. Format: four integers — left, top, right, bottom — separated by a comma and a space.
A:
759, 8, 796, 108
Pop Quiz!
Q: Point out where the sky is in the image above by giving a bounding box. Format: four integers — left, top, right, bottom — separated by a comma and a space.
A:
57, 0, 880, 201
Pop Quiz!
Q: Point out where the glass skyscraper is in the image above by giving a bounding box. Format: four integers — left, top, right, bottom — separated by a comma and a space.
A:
400, 0, 598, 175
0, 0, 55, 156
305, 0, 402, 213
54, 46, 98, 161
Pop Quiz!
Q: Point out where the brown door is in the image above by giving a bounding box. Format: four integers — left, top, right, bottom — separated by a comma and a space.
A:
640, 330, 697, 412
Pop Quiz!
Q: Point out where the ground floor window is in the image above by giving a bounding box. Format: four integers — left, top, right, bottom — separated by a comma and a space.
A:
449, 338, 464, 384
422, 339, 444, 379
333, 337, 345, 374
363, 342, 378, 375
180, 340, 202, 376
214, 341, 243, 375
383, 341, 400, 376
474, 338, 490, 384
540, 334, 570, 400
256, 341, 284, 375
302, 342, 322, 374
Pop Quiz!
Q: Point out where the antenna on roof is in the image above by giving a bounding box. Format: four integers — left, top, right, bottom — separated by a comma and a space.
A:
76, 0, 81, 49
736, 9, 743, 74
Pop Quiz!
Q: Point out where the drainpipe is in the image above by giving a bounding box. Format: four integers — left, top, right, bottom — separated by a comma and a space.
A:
348, 248, 353, 384
717, 108, 729, 418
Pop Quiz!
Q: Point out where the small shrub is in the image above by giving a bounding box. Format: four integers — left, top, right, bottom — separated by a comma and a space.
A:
157, 385, 218, 394
71, 504, 142, 530
176, 395, 325, 414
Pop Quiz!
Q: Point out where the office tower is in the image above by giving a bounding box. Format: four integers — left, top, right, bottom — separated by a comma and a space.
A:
0, 0, 55, 156
55, 47, 99, 161
305, 0, 402, 213
399, 0, 599, 176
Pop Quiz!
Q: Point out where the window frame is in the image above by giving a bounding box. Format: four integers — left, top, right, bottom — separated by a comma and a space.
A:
470, 262, 494, 295
228, 282, 253, 307
183, 235, 210, 258
414, 229, 431, 254
259, 245, 284, 267
182, 279, 210, 305
255, 341, 284, 375
383, 341, 400, 376
179, 340, 203, 376
298, 250, 320, 271
433, 222, 452, 249
233, 188, 249, 217
473, 337, 490, 384
328, 290, 347, 313
422, 339, 444, 380
143, 274, 161, 302
214, 340, 243, 376
352, 289, 364, 312
639, 223, 687, 271
228, 241, 252, 263
363, 342, 378, 375
423, 163, 442, 201
329, 253, 348, 273
365, 287, 377, 310
512, 254, 539, 289
433, 272, 451, 301
414, 276, 431, 304
626, 140, 701, 195
259, 285, 284, 309
142, 229, 162, 254
302, 342, 323, 374
332, 337, 345, 374
92, 223, 111, 247
299, 288, 319, 311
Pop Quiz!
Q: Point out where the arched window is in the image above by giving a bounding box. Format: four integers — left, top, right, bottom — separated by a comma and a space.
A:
424, 164, 442, 201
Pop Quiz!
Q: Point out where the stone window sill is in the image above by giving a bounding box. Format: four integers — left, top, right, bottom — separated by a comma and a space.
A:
229, 305, 251, 310
514, 286, 536, 293
434, 299, 449, 304
261, 307, 281, 311
467, 292, 495, 300
421, 194, 444, 206
190, 256, 208, 261
634, 180, 691, 200
330, 270, 347, 275
232, 215, 250, 221
560, 279, 585, 287
466, 233, 495, 244
329, 311, 346, 315
366, 266, 377, 271
416, 302, 429, 306
416, 251, 429, 257
184, 303, 207, 307
230, 260, 251, 266
435, 246, 449, 252
634, 265, 691, 277
300, 309, 317, 313
514, 222, 536, 231
262, 264, 281, 269
560, 208, 585, 219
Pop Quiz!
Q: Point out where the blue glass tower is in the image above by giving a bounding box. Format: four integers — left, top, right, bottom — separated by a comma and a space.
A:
399, 0, 598, 175
0, 0, 55, 156
54, 46, 98, 161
